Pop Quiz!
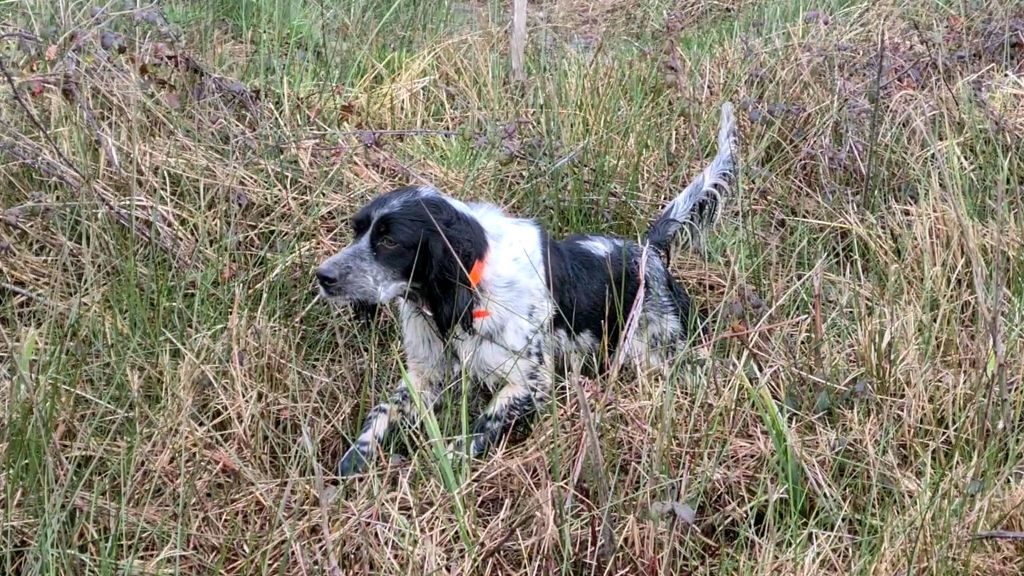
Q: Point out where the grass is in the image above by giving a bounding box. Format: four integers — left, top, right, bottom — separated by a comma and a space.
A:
1, 0, 1022, 573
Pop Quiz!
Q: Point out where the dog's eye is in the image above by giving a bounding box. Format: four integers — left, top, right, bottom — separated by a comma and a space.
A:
378, 236, 397, 250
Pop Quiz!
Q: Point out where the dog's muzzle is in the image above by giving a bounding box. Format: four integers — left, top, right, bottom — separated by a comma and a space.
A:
315, 243, 406, 304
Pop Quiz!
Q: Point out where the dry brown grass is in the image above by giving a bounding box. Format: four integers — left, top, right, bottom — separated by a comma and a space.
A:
2, 0, 1023, 574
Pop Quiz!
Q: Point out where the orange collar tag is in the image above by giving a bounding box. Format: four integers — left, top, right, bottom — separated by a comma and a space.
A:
468, 259, 486, 288
468, 257, 488, 320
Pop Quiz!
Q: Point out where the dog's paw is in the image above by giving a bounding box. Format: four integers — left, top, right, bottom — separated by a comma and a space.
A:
338, 445, 370, 477
445, 437, 466, 461
445, 435, 485, 462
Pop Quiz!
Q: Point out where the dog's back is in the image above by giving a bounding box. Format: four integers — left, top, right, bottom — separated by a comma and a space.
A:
542, 102, 738, 369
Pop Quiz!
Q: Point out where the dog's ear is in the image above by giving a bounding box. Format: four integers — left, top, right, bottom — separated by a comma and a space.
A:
417, 203, 488, 338
422, 237, 476, 338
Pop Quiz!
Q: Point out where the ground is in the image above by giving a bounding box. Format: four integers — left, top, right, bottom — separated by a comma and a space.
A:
1, 0, 1023, 574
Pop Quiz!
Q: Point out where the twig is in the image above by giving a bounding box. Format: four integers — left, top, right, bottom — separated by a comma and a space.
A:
325, 129, 458, 140
608, 244, 649, 381
306, 426, 343, 576
0, 58, 193, 266
569, 377, 617, 568
910, 20, 962, 114
0, 57, 88, 183
0, 135, 165, 254
0, 30, 42, 44
163, 53, 260, 114
972, 530, 1024, 541
473, 501, 541, 569
0, 282, 49, 304
571, 249, 644, 571
700, 315, 810, 349
877, 55, 930, 91
991, 171, 1009, 432
0, 139, 80, 189
862, 26, 885, 211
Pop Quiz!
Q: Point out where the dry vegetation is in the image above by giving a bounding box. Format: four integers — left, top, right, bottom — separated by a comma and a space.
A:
1, 0, 1023, 574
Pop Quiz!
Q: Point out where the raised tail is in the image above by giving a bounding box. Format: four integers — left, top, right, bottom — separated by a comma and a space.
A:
646, 102, 738, 259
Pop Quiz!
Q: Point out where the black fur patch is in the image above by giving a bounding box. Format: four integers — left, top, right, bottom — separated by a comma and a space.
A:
355, 188, 489, 338
542, 234, 642, 352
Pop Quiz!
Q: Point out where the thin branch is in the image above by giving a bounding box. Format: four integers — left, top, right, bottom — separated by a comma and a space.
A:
569, 377, 617, 568
334, 128, 458, 139
992, 163, 1009, 432
972, 531, 1024, 541
164, 52, 260, 114
0, 56, 87, 183
0, 30, 42, 43
608, 244, 649, 381
910, 20, 962, 113
861, 26, 885, 211
0, 138, 81, 189
0, 282, 49, 304
0, 57, 194, 266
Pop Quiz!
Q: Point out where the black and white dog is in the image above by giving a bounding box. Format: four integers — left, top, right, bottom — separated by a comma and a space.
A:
317, 103, 738, 476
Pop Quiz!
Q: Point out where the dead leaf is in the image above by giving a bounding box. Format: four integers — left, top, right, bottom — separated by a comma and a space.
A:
220, 263, 236, 282
230, 190, 249, 209
163, 92, 181, 109
360, 131, 380, 147
100, 31, 126, 54
973, 530, 1024, 541
212, 449, 238, 474
2, 208, 20, 227
337, 101, 356, 120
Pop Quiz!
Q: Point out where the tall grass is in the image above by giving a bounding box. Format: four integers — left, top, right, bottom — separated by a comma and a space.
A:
2, 0, 1022, 574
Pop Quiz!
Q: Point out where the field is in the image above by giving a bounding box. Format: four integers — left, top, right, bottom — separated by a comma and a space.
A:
2, 0, 1023, 574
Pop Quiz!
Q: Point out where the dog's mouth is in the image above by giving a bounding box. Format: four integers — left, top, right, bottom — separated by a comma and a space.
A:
312, 274, 350, 302
316, 276, 413, 307
317, 288, 351, 305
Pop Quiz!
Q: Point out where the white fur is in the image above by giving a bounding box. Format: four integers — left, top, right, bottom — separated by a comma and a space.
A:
576, 236, 619, 257
402, 199, 554, 391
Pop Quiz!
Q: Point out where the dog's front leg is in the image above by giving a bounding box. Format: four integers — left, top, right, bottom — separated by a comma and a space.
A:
338, 301, 449, 477
461, 336, 552, 459
338, 374, 442, 477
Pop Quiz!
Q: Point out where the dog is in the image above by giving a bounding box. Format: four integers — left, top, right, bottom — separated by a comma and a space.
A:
316, 102, 738, 477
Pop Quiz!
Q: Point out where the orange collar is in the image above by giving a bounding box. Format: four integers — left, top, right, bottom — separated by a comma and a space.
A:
468, 257, 489, 320
468, 258, 485, 289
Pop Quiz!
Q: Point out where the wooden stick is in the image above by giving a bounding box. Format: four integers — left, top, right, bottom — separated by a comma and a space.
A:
511, 0, 527, 84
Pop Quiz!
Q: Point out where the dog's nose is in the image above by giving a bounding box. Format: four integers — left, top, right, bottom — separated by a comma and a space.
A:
315, 266, 338, 287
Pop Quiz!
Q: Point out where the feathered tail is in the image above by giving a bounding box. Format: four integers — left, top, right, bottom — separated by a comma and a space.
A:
646, 102, 738, 259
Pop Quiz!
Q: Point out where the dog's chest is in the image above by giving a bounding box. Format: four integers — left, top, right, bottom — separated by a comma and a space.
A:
452, 299, 551, 387
451, 334, 519, 391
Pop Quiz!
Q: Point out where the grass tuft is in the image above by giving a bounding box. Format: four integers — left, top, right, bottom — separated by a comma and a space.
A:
2, 0, 1023, 574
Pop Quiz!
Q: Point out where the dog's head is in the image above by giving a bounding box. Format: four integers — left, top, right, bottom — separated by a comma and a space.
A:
315, 186, 489, 337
